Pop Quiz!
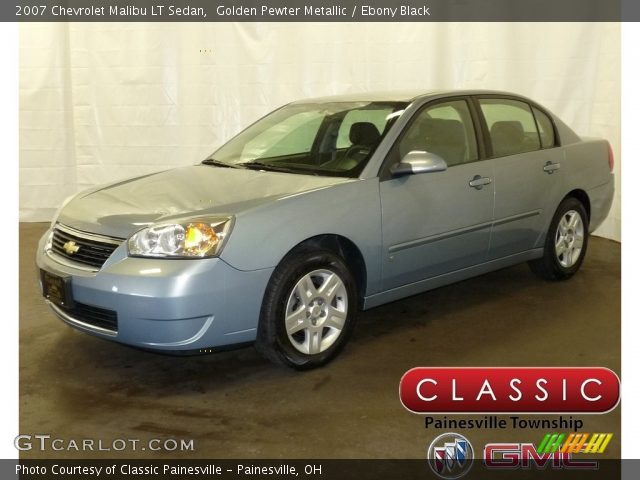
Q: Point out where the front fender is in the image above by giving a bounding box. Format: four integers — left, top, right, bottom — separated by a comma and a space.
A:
220, 178, 383, 295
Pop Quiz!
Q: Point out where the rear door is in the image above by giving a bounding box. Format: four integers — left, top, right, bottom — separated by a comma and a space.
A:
475, 97, 563, 259
379, 98, 495, 290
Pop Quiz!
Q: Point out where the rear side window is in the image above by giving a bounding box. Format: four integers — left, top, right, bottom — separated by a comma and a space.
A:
398, 100, 478, 167
533, 107, 556, 148
479, 99, 541, 157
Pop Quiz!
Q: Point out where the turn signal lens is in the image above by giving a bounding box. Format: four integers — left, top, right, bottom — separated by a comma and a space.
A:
184, 223, 219, 256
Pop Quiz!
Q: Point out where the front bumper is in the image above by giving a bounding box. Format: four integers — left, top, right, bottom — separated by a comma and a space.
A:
36, 228, 273, 352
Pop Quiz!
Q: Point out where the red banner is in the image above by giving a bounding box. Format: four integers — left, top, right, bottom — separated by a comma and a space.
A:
400, 367, 620, 413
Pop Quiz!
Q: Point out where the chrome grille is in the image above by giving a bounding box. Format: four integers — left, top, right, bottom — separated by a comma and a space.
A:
49, 224, 124, 270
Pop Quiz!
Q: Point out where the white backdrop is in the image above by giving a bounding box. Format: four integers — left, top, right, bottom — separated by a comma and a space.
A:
19, 22, 620, 240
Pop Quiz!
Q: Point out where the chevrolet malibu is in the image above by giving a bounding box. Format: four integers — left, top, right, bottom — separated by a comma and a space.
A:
37, 90, 615, 369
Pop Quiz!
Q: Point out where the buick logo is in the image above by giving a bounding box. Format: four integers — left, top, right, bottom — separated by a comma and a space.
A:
63, 241, 80, 255
427, 432, 474, 479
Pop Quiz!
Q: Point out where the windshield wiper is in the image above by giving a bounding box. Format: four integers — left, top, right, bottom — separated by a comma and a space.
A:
201, 158, 244, 169
241, 161, 318, 176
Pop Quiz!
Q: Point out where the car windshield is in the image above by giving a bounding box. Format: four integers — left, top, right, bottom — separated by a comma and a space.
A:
205, 101, 407, 177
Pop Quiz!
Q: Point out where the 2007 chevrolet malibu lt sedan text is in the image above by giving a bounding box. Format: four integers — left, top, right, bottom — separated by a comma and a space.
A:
36, 90, 614, 369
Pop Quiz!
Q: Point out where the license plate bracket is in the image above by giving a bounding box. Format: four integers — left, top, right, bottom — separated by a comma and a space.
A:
40, 270, 74, 309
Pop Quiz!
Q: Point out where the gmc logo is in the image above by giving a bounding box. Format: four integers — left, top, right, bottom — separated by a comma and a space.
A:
484, 443, 598, 469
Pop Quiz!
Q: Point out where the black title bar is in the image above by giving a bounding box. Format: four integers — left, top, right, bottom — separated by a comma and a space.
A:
0, 459, 626, 480
3, 0, 639, 22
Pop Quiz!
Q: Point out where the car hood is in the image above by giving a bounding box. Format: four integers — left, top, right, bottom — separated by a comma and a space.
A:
57, 165, 353, 238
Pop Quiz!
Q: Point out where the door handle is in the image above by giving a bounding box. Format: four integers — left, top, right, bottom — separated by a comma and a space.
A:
469, 175, 492, 190
543, 161, 561, 174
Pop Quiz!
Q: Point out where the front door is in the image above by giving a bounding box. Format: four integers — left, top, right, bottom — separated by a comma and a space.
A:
379, 98, 495, 290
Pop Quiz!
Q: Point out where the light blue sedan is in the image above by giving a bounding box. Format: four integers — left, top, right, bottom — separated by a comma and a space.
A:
37, 90, 614, 368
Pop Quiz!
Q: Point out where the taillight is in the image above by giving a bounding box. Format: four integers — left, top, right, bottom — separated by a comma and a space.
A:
607, 142, 615, 172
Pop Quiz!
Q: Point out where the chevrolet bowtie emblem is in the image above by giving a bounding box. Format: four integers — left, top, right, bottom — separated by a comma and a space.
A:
63, 241, 80, 255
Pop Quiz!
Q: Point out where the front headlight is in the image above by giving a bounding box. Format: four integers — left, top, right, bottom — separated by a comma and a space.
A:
128, 217, 233, 258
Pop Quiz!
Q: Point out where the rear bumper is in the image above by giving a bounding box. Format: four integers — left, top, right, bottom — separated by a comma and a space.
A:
588, 175, 615, 233
36, 228, 273, 352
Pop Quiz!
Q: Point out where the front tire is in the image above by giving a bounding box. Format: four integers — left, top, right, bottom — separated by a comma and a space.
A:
529, 197, 589, 280
256, 249, 357, 369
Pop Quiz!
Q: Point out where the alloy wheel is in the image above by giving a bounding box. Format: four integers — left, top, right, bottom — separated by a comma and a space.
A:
284, 269, 348, 355
555, 210, 585, 268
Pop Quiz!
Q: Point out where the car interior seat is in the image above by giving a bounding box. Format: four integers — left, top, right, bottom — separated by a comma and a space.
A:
490, 121, 525, 157
420, 119, 466, 166
335, 122, 382, 170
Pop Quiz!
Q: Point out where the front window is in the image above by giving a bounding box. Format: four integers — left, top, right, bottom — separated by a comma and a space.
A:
397, 99, 479, 167
206, 102, 407, 177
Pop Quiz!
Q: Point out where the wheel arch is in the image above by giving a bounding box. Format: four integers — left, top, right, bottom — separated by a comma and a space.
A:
564, 189, 591, 221
283, 234, 367, 308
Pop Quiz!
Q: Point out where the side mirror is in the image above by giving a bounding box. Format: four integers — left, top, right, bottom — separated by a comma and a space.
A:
390, 151, 448, 176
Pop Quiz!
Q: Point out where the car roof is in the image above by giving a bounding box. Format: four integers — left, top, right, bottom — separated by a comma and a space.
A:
289, 89, 529, 104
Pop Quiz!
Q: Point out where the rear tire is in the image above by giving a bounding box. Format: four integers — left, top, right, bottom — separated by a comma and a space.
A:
255, 248, 357, 369
529, 197, 589, 281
